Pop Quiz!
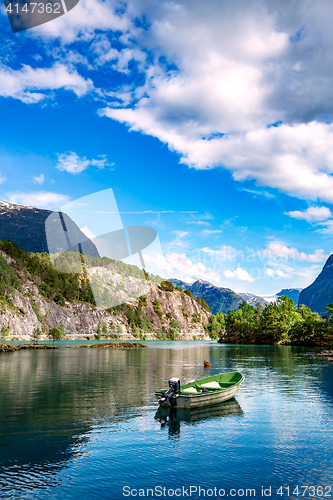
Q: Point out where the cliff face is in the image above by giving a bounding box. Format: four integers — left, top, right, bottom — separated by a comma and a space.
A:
0, 201, 99, 256
0, 250, 211, 340
298, 254, 333, 315
276, 288, 302, 306
142, 287, 211, 337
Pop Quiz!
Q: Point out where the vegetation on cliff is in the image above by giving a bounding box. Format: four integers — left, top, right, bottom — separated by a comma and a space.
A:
218, 296, 333, 346
0, 240, 211, 339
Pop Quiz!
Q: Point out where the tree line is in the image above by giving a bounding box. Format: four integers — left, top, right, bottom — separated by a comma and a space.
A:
206, 296, 333, 346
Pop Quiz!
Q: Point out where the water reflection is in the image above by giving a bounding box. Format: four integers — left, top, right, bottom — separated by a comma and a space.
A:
0, 344, 217, 495
1, 343, 333, 499
155, 399, 243, 437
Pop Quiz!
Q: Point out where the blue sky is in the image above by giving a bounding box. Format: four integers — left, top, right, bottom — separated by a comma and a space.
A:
1, 0, 333, 296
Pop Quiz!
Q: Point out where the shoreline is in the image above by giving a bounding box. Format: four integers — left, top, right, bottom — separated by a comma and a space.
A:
1, 331, 211, 342
0, 341, 148, 352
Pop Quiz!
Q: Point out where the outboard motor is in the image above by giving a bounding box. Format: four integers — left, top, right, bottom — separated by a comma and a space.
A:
158, 377, 180, 406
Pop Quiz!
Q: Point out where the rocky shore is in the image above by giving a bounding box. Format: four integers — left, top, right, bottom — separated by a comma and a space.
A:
0, 343, 59, 352
0, 341, 147, 352
67, 342, 146, 348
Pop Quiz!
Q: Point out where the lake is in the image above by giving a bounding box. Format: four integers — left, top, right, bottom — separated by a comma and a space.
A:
0, 341, 332, 499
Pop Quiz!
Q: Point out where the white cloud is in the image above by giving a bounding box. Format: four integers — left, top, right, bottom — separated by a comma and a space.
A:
285, 206, 333, 222
56, 152, 109, 174
317, 220, 333, 234
187, 220, 210, 226
241, 188, 275, 199
102, 110, 333, 202
0, 175, 6, 185
0, 63, 93, 103
262, 242, 326, 263
266, 268, 293, 279
5, 0, 333, 205
90, 155, 109, 169
91, 35, 147, 73
167, 231, 189, 251
31, 0, 130, 44
201, 245, 238, 261
97, 1, 333, 203
143, 252, 220, 283
33, 174, 45, 185
202, 229, 223, 235
6, 191, 70, 210
80, 226, 96, 240
223, 267, 254, 282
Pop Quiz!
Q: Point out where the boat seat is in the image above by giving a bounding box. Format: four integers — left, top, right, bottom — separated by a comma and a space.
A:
200, 381, 221, 389
182, 387, 201, 393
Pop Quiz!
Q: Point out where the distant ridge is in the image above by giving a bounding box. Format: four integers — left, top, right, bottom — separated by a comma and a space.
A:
276, 288, 302, 305
0, 201, 99, 257
169, 277, 268, 314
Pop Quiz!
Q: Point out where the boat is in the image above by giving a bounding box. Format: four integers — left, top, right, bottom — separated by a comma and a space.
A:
155, 371, 244, 409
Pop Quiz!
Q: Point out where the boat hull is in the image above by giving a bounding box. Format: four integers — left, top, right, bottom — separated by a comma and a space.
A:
155, 379, 243, 409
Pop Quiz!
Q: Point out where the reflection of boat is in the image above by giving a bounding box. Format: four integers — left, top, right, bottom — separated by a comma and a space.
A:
155, 398, 243, 425
155, 372, 244, 409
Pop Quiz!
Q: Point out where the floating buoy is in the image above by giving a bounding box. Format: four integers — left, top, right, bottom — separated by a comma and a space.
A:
204, 361, 210, 367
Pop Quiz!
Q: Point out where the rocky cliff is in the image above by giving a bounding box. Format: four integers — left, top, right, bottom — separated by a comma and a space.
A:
0, 247, 211, 341
0, 201, 99, 256
298, 254, 333, 315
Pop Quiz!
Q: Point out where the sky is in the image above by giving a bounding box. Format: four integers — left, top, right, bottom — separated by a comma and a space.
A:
0, 0, 333, 296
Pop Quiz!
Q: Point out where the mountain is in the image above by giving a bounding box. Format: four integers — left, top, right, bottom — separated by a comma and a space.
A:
169, 277, 267, 314
0, 201, 99, 257
0, 243, 211, 340
276, 288, 302, 305
237, 292, 268, 307
298, 255, 333, 315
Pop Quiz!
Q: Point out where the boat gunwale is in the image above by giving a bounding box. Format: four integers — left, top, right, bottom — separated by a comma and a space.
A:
155, 373, 244, 399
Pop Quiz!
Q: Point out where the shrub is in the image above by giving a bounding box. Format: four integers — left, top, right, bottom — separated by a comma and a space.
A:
1, 324, 10, 338
192, 312, 202, 323
31, 327, 42, 344
48, 325, 64, 345
30, 298, 43, 323
159, 280, 174, 292
167, 320, 181, 340
153, 298, 163, 319
95, 325, 102, 340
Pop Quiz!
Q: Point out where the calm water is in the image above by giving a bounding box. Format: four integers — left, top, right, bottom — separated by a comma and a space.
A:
0, 342, 333, 499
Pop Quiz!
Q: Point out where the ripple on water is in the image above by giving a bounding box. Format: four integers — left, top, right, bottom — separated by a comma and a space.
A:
0, 344, 332, 499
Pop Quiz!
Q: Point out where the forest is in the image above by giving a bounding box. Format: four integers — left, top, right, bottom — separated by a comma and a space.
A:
208, 296, 333, 346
